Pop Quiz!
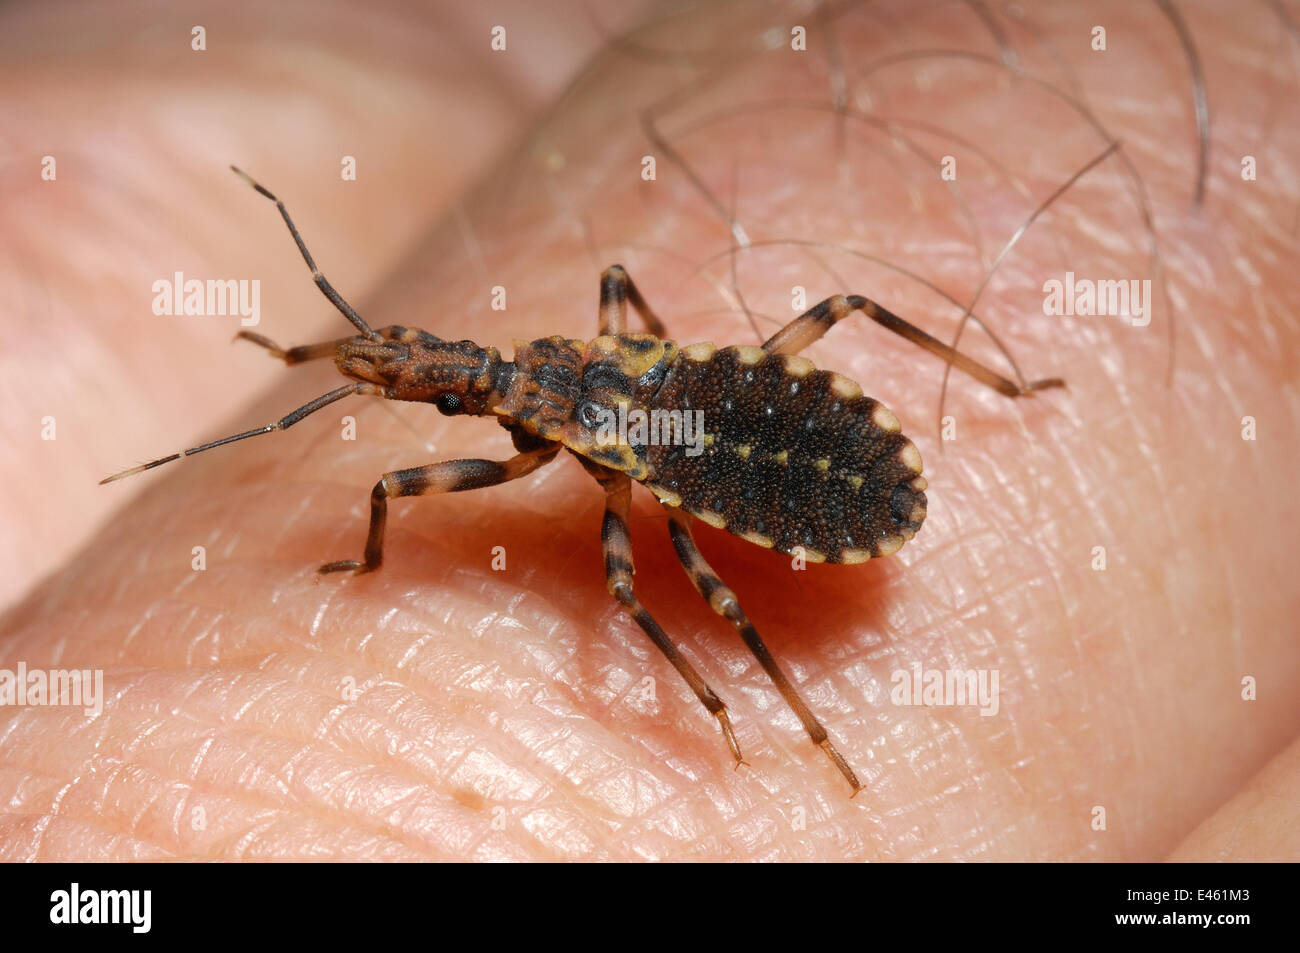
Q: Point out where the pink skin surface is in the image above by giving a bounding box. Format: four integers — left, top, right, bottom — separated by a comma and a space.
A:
2, 0, 1297, 860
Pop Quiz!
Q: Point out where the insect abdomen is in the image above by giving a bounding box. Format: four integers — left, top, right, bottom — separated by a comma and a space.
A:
646, 344, 928, 563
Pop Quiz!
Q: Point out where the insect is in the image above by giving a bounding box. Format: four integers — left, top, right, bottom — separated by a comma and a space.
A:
103, 167, 1063, 794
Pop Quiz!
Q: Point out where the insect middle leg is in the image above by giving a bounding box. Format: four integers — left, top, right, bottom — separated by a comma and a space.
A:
597, 264, 667, 337
320, 445, 559, 574
762, 294, 1063, 396
588, 463, 745, 769
665, 509, 863, 795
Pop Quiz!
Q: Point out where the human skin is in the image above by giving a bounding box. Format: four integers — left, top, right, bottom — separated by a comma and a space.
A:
2, 0, 1297, 861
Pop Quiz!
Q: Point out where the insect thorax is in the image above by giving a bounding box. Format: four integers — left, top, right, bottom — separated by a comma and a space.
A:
495, 334, 679, 479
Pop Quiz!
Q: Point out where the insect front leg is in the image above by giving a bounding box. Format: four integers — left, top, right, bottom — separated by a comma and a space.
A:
665, 509, 864, 795
588, 464, 746, 769
320, 445, 559, 575
235, 325, 423, 365
597, 264, 667, 337
762, 294, 1063, 397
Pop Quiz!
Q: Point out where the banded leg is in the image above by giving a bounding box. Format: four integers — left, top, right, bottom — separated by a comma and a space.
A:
762, 294, 1063, 397
597, 264, 667, 337
666, 509, 863, 795
591, 465, 745, 769
231, 166, 380, 341
320, 445, 559, 574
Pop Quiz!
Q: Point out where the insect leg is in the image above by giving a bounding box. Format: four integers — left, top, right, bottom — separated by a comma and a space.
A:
762, 294, 1063, 397
665, 509, 864, 795
319, 445, 560, 575
597, 264, 667, 337
230, 166, 380, 341
591, 466, 745, 769
236, 325, 413, 365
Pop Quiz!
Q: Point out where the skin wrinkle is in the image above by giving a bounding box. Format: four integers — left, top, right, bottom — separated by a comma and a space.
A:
121, 668, 465, 846
198, 741, 422, 853
3, 1, 1299, 861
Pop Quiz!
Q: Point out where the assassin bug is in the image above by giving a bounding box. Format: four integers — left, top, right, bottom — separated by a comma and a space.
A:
103, 167, 1063, 794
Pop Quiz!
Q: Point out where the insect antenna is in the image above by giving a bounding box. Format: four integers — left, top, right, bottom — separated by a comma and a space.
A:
229, 165, 381, 342
99, 382, 376, 484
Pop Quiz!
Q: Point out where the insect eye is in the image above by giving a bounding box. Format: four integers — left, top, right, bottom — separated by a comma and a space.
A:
436, 393, 462, 416
579, 401, 603, 428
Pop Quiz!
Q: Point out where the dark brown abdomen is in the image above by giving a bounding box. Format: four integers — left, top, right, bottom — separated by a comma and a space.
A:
645, 344, 927, 564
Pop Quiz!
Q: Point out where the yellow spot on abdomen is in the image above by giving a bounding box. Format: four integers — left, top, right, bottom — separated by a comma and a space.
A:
828, 373, 863, 399
872, 404, 901, 433
898, 441, 923, 474
649, 485, 682, 507
877, 535, 905, 556
781, 355, 815, 377
696, 510, 727, 529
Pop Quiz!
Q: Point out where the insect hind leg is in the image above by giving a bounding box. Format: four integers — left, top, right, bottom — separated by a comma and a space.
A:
588, 464, 745, 770
665, 509, 863, 795
762, 294, 1063, 397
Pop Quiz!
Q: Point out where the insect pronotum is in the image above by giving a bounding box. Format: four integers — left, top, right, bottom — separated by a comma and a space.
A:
103, 168, 1063, 794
